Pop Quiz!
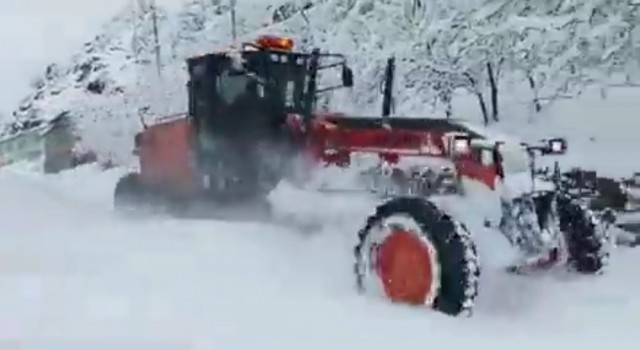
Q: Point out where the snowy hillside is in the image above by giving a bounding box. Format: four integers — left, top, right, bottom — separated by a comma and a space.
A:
2, 0, 298, 159
2, 152, 640, 349
7, 0, 639, 164
0, 0, 184, 117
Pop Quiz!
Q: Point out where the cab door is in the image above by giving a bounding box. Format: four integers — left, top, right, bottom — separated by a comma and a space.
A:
454, 146, 499, 190
475, 146, 500, 190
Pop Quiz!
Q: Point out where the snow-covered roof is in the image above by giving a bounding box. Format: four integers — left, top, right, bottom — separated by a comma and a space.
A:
458, 120, 525, 146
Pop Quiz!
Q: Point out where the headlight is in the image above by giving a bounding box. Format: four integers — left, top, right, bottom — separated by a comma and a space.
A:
620, 183, 629, 194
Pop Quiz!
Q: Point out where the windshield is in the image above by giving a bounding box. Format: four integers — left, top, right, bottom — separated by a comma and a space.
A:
267, 62, 307, 111
500, 143, 530, 174
217, 70, 252, 104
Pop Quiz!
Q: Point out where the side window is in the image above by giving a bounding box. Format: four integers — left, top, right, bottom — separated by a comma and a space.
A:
284, 80, 295, 106
193, 61, 207, 78
470, 148, 482, 163
480, 148, 494, 166
217, 70, 250, 104
191, 61, 212, 116
256, 83, 265, 98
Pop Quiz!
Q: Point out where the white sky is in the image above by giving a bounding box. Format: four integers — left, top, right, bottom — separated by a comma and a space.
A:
0, 0, 183, 116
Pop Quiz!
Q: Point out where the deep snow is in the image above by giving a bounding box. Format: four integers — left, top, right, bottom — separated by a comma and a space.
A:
2, 155, 640, 350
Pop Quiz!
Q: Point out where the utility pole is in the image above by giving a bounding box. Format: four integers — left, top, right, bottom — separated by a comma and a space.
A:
131, 0, 141, 65
150, 0, 162, 78
230, 0, 237, 47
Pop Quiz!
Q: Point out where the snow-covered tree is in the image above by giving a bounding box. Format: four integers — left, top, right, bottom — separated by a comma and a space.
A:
419, 0, 640, 122
412, 3, 504, 124
6, 0, 640, 146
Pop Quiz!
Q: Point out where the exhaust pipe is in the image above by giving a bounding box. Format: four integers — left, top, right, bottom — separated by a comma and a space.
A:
381, 56, 395, 128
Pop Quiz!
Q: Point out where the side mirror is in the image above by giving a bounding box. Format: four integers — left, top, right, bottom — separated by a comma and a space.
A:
342, 65, 354, 87
545, 137, 567, 155
138, 106, 150, 115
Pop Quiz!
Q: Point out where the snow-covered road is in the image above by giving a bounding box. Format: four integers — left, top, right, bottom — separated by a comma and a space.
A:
1, 164, 640, 349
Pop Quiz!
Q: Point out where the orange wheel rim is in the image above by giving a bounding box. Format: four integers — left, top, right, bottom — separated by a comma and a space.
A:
376, 230, 435, 305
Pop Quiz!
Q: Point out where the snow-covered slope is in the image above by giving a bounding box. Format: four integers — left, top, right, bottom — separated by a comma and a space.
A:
2, 0, 488, 163
0, 0, 184, 117
5, 0, 639, 177
0, 0, 116, 115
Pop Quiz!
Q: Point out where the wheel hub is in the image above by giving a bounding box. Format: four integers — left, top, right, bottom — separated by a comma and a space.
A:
375, 228, 436, 305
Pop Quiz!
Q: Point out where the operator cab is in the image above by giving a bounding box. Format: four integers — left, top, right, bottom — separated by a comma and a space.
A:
186, 35, 354, 144
182, 35, 354, 200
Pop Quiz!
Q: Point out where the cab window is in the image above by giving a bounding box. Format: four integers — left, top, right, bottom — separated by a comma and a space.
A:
480, 148, 494, 166
217, 70, 251, 104
500, 144, 530, 174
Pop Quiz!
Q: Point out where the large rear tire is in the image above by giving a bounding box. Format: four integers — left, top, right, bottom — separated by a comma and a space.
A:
354, 197, 480, 316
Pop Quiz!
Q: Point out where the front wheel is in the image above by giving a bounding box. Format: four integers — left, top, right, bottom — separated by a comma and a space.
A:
557, 196, 611, 274
354, 197, 480, 316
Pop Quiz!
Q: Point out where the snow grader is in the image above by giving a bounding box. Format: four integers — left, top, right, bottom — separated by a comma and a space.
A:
114, 35, 612, 317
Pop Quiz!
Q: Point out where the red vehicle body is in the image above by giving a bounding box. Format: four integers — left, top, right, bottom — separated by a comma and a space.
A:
119, 33, 502, 205
132, 110, 502, 201
307, 115, 501, 190
135, 116, 197, 196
